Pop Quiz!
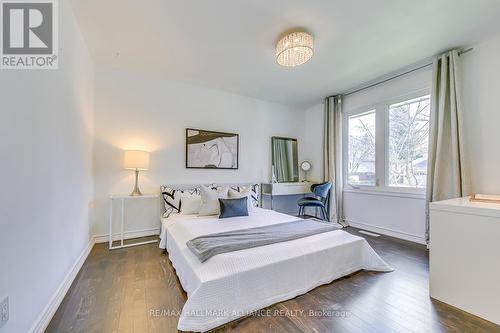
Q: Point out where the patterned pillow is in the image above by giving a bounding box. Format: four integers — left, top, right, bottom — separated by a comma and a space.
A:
161, 186, 201, 218
229, 184, 260, 208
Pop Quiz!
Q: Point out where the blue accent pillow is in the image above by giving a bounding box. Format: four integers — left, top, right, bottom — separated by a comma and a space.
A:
218, 197, 249, 219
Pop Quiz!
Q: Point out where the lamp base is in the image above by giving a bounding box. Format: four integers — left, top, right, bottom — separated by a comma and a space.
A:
129, 169, 143, 196
129, 188, 143, 196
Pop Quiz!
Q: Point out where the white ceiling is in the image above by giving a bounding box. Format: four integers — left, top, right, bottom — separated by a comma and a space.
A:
71, 0, 500, 107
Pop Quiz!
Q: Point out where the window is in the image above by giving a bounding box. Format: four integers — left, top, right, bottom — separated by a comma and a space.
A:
388, 95, 430, 188
344, 91, 431, 193
347, 110, 376, 186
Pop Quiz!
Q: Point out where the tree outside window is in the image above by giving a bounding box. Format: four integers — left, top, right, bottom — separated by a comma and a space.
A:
348, 110, 376, 186
388, 96, 430, 188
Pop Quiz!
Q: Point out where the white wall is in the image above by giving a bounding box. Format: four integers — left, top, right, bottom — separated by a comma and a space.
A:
342, 68, 431, 243
462, 35, 500, 194
0, 2, 94, 332
302, 67, 432, 243
302, 36, 500, 244
337, 36, 500, 243
93, 67, 305, 235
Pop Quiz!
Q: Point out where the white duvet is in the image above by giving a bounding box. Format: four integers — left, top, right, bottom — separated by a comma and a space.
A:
159, 208, 393, 332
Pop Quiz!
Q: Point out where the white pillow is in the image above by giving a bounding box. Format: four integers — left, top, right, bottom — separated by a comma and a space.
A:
179, 193, 202, 215
199, 185, 228, 216
228, 187, 254, 212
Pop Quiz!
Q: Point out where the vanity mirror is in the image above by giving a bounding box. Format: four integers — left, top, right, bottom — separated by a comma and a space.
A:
271, 136, 299, 182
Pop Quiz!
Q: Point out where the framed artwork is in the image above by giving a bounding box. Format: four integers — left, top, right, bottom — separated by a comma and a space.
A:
186, 128, 239, 169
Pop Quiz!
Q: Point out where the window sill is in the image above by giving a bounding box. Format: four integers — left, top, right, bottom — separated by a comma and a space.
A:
343, 187, 426, 200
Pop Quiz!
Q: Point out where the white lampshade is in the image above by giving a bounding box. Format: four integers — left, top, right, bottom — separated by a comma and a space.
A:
123, 150, 150, 170
276, 31, 314, 67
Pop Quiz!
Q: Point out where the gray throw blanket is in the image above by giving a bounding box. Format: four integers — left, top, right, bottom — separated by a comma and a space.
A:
187, 219, 340, 262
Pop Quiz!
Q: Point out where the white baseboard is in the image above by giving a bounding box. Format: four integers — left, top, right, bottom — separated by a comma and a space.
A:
93, 227, 160, 244
346, 219, 426, 245
358, 230, 381, 237
29, 236, 96, 333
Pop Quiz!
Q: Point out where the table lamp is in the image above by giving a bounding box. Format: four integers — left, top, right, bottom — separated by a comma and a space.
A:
124, 150, 150, 196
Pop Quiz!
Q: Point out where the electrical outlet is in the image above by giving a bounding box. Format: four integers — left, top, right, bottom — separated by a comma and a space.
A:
0, 297, 8, 328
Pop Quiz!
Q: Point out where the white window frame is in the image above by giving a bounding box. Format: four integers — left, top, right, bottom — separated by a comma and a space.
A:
343, 88, 431, 199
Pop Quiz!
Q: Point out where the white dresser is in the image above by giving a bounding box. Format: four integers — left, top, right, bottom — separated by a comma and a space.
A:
429, 197, 500, 325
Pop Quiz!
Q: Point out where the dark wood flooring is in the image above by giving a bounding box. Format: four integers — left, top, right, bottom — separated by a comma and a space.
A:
46, 229, 500, 333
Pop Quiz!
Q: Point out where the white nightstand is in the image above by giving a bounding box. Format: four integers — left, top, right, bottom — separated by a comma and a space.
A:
108, 194, 160, 250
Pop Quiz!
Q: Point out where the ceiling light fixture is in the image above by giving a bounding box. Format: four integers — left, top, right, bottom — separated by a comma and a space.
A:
276, 31, 314, 67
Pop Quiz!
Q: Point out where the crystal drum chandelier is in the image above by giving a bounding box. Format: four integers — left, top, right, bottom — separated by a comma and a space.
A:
276, 31, 314, 67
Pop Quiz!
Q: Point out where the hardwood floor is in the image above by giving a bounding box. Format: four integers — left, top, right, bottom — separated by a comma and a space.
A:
46, 229, 500, 333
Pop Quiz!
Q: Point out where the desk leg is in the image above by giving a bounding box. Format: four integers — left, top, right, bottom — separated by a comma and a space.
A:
109, 199, 113, 250
121, 198, 125, 247
109, 197, 158, 250
156, 198, 160, 239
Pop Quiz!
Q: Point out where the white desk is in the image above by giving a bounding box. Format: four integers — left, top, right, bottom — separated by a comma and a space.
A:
108, 194, 160, 250
261, 182, 313, 210
430, 197, 500, 324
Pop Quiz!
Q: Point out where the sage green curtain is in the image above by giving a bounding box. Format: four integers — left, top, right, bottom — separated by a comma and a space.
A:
323, 96, 346, 226
426, 50, 470, 243
273, 139, 291, 181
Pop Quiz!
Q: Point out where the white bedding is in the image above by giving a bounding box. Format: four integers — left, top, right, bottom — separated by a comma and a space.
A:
159, 208, 393, 332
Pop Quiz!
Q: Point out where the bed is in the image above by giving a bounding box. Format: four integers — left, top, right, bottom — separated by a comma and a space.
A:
159, 206, 393, 332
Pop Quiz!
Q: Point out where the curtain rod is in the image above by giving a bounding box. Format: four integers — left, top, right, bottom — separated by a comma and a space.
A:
328, 47, 473, 99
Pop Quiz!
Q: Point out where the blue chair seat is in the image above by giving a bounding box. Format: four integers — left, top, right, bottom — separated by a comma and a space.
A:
297, 198, 324, 207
